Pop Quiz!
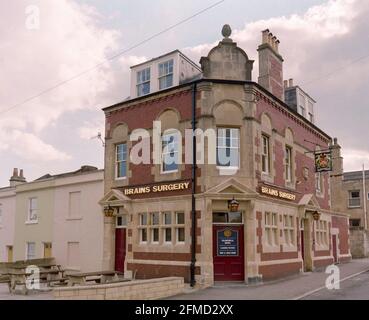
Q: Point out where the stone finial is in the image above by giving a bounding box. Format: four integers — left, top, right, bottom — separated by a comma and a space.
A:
222, 24, 232, 39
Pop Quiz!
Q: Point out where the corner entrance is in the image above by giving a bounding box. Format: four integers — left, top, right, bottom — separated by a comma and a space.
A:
212, 211, 244, 281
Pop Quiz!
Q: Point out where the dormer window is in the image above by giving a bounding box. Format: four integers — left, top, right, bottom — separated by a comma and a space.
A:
158, 59, 174, 90
137, 67, 150, 97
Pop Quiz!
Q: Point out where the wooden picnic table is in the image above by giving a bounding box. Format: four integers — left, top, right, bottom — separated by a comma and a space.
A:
66, 271, 125, 287
6, 267, 66, 295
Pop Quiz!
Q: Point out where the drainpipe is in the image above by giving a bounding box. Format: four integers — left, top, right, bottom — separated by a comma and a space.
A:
190, 83, 197, 287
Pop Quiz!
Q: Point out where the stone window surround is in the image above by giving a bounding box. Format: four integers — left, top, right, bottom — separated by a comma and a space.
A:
137, 211, 186, 247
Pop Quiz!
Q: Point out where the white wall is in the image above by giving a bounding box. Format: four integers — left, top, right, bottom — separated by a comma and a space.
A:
0, 187, 16, 262
53, 171, 104, 272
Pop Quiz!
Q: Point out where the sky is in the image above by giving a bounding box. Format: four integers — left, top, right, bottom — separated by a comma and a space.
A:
0, 0, 369, 186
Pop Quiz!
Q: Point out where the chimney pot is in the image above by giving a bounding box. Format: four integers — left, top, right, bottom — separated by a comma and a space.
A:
13, 168, 18, 178
262, 29, 270, 44
268, 33, 273, 46
20, 169, 24, 178
288, 78, 293, 87
284, 80, 288, 88
334, 137, 338, 145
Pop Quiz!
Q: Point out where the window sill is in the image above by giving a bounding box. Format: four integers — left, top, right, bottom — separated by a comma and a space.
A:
66, 217, 83, 221
262, 244, 280, 253
161, 170, 179, 175
25, 221, 38, 225
115, 177, 127, 181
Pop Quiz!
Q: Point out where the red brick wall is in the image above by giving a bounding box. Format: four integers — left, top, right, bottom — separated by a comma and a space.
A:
106, 89, 194, 187
256, 95, 331, 210
259, 262, 302, 280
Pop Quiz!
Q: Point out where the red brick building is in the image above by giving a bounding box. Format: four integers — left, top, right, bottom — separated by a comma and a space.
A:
100, 26, 350, 286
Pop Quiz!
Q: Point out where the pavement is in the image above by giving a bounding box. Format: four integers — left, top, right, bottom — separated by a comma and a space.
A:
169, 258, 369, 300
1, 258, 369, 300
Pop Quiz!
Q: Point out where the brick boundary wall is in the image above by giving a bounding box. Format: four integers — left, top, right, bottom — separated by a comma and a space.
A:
53, 277, 184, 300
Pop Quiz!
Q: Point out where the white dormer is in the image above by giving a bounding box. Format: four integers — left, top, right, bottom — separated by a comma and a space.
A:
130, 50, 202, 99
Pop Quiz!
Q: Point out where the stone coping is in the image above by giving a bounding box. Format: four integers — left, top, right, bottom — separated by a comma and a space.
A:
53, 277, 183, 292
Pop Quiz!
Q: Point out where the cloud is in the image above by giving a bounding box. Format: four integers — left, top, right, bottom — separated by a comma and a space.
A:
183, 0, 369, 172
0, 0, 143, 166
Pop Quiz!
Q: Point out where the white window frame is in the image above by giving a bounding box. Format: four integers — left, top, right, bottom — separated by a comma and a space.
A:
158, 59, 174, 90
348, 190, 361, 208
283, 214, 295, 246
216, 128, 240, 169
150, 212, 160, 244
163, 212, 172, 244
264, 212, 278, 246
161, 131, 179, 174
175, 212, 185, 244
26, 242, 36, 260
315, 220, 328, 247
27, 198, 38, 223
261, 134, 270, 175
285, 146, 292, 183
115, 143, 127, 180
136, 67, 151, 97
139, 213, 148, 243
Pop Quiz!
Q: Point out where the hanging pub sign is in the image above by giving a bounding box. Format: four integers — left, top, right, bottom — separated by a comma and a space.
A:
217, 228, 238, 256
315, 150, 332, 172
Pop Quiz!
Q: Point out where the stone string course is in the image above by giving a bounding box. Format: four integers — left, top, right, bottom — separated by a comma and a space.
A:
53, 277, 184, 300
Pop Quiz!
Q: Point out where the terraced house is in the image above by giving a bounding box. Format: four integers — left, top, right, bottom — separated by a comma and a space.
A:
100, 25, 351, 287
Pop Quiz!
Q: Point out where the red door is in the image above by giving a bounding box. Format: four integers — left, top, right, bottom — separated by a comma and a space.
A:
115, 228, 126, 273
213, 225, 244, 281
332, 235, 338, 264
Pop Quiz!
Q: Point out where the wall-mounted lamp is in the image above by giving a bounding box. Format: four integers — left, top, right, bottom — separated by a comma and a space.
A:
103, 205, 115, 218
228, 197, 240, 212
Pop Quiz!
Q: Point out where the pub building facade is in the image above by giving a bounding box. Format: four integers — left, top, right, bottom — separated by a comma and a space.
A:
100, 25, 351, 287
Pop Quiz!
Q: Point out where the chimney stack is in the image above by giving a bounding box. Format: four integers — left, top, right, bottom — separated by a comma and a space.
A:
258, 29, 284, 100
9, 168, 27, 187
288, 78, 294, 87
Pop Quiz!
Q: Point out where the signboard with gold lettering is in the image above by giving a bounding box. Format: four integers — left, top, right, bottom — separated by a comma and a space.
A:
122, 181, 191, 198
260, 186, 296, 201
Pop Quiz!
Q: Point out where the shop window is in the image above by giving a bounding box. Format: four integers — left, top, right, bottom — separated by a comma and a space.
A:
216, 128, 240, 168
261, 134, 270, 174
116, 143, 127, 179
348, 190, 360, 208
175, 212, 185, 243
137, 67, 150, 97
158, 59, 174, 90
212, 212, 242, 224
283, 214, 295, 246
162, 131, 179, 173
285, 146, 292, 183
139, 213, 148, 243
315, 220, 328, 246
163, 211, 172, 243
264, 212, 278, 246
151, 212, 160, 243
